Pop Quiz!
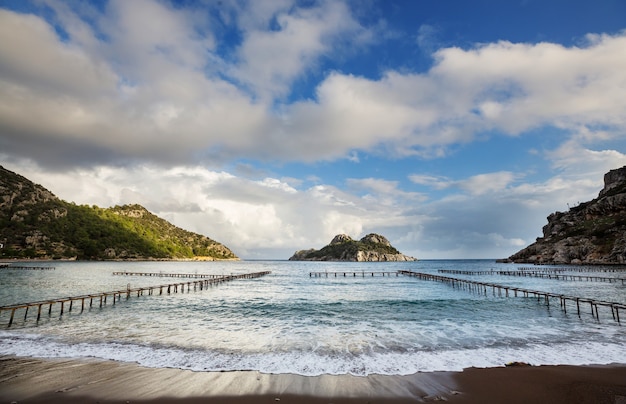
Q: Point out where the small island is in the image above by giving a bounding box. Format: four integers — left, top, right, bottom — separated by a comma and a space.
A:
289, 233, 417, 262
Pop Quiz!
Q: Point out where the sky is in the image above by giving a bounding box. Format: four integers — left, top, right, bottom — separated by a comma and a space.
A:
1, 0, 626, 260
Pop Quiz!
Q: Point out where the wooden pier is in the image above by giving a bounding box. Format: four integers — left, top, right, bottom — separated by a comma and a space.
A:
438, 270, 494, 275
518, 266, 626, 273
497, 271, 626, 284
438, 269, 626, 284
0, 271, 271, 327
310, 271, 400, 277
112, 271, 226, 279
399, 270, 625, 324
0, 265, 55, 270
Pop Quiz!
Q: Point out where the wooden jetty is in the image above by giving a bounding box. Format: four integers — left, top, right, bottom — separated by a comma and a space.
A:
438, 269, 626, 284
438, 270, 494, 275
518, 266, 626, 273
310, 271, 400, 277
496, 271, 626, 284
399, 270, 626, 324
0, 271, 271, 327
112, 271, 225, 279
0, 265, 55, 270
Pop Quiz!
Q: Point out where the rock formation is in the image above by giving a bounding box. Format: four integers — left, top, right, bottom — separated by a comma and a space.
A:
505, 166, 626, 265
289, 233, 417, 262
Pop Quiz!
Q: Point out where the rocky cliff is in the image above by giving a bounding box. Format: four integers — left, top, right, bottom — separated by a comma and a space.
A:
289, 233, 417, 262
505, 166, 626, 265
0, 166, 238, 260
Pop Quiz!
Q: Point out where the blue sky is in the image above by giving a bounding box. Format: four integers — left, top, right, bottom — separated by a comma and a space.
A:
1, 0, 625, 259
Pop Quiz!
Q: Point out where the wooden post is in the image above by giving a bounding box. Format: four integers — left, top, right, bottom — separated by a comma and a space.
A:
37, 304, 42, 321
8, 308, 15, 327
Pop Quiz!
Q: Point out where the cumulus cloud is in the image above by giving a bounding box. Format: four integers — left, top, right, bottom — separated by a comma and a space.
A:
289, 32, 626, 160
231, 0, 366, 100
1, 2, 625, 168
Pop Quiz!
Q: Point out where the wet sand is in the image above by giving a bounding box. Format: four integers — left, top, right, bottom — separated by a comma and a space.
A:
1, 356, 625, 403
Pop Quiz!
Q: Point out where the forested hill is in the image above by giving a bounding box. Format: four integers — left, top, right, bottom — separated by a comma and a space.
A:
0, 166, 238, 260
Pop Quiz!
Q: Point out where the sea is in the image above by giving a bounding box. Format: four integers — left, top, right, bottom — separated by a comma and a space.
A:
0, 260, 625, 376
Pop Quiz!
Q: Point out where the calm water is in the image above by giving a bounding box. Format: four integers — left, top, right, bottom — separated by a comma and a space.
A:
0, 260, 625, 376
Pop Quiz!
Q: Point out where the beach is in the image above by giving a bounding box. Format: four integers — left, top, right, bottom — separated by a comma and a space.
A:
1, 356, 625, 403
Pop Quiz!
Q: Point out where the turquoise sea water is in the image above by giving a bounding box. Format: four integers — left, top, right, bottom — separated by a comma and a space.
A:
0, 260, 625, 376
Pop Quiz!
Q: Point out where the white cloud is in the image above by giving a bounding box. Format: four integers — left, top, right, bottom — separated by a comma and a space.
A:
457, 172, 517, 195
232, 1, 365, 100
547, 139, 626, 180
1, 4, 625, 168
408, 174, 450, 190
416, 24, 440, 53
409, 171, 517, 195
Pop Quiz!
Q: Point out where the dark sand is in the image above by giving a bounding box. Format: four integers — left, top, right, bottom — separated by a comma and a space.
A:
1, 356, 625, 403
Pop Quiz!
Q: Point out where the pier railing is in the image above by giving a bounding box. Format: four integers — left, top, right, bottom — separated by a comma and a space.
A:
0, 271, 271, 327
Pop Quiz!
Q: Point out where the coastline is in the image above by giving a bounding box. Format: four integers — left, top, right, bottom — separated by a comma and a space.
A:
1, 356, 625, 403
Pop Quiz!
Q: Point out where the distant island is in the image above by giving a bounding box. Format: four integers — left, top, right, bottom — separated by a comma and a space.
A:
0, 166, 238, 261
503, 165, 626, 265
289, 233, 417, 262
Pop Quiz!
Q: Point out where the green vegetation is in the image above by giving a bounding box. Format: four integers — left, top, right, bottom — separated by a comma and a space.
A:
0, 166, 237, 260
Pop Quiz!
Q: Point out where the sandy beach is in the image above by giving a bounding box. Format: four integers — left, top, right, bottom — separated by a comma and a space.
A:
1, 356, 625, 403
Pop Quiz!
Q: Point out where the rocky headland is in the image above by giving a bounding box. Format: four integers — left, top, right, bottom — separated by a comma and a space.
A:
289, 233, 417, 262
504, 166, 626, 265
0, 166, 238, 261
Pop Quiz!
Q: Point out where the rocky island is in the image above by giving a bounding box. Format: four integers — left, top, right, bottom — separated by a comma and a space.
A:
504, 166, 626, 265
289, 233, 417, 262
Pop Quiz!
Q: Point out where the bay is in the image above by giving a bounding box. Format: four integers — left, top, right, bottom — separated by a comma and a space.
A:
0, 260, 625, 376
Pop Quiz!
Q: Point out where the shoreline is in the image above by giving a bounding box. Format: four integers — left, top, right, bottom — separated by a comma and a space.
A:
1, 356, 625, 403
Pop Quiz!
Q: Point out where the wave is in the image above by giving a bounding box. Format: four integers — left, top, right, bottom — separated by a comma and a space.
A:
1, 331, 625, 376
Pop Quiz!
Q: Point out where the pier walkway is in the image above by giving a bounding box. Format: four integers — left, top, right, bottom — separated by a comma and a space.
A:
0, 264, 55, 270
0, 271, 271, 327
399, 270, 625, 324
310, 271, 400, 277
496, 270, 626, 284
518, 266, 626, 273
113, 271, 225, 279
437, 269, 625, 284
